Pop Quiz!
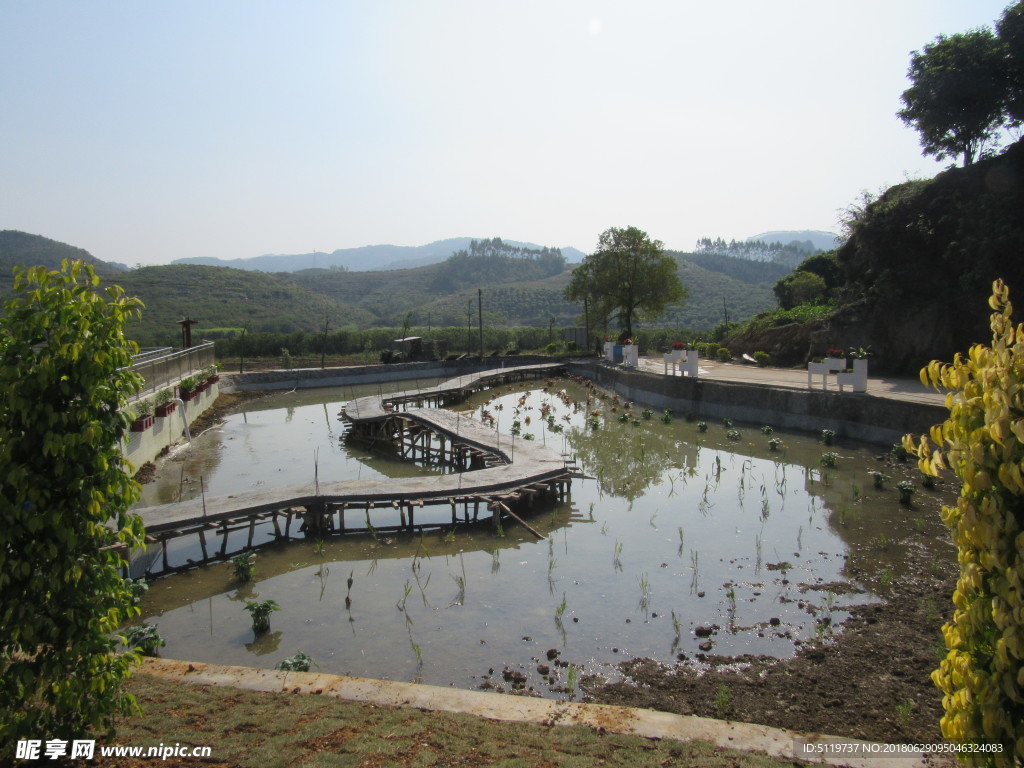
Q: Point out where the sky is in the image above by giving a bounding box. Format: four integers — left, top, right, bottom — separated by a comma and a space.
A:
1, 1, 1017, 267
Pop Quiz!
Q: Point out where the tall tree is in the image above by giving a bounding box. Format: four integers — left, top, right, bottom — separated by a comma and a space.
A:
564, 226, 686, 341
998, 0, 1024, 128
0, 261, 146, 754
897, 29, 1009, 166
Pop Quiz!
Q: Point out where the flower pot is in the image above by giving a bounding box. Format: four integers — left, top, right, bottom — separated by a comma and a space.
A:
155, 402, 177, 418
180, 389, 196, 402
622, 344, 639, 368
130, 414, 154, 432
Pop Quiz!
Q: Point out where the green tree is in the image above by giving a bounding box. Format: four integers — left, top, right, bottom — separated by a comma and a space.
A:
0, 261, 147, 753
998, 0, 1024, 127
897, 29, 1009, 166
905, 279, 1024, 763
564, 226, 686, 341
772, 270, 827, 310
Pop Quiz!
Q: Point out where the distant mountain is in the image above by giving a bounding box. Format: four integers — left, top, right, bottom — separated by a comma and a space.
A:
172, 238, 587, 273
0, 230, 126, 294
747, 230, 841, 251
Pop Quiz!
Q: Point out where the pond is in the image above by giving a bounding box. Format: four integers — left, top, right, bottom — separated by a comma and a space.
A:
133, 376, 926, 697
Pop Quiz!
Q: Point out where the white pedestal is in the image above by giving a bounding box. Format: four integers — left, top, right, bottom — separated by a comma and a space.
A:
837, 358, 868, 393
678, 349, 699, 377
622, 344, 639, 368
808, 358, 846, 390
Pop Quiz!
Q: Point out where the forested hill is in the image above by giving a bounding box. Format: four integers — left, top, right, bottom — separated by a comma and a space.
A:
429, 238, 566, 290
0, 230, 793, 344
725, 140, 1024, 373
0, 231, 126, 293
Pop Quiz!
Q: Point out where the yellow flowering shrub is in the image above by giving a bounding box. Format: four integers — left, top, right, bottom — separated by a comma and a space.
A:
905, 279, 1024, 764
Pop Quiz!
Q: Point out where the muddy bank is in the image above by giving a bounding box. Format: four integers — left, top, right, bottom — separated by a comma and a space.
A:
586, 507, 958, 745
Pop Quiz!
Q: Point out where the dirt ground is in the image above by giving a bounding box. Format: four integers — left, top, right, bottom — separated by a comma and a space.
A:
586, 481, 959, 746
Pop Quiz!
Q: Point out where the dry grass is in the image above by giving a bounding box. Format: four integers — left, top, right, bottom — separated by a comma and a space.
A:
104, 674, 805, 768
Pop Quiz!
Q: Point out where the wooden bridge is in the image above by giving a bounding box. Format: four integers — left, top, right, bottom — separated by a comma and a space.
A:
129, 362, 578, 577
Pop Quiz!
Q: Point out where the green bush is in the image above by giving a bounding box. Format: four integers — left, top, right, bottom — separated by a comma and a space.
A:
753, 351, 771, 367
0, 261, 146, 751
716, 347, 731, 362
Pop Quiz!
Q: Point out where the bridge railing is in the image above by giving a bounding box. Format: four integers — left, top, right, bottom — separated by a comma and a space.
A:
126, 341, 216, 397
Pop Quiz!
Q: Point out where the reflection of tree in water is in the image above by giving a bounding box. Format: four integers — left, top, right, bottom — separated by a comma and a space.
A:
567, 418, 680, 502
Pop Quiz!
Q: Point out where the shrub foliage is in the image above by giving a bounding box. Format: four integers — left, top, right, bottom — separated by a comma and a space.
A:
905, 279, 1024, 762
0, 261, 146, 752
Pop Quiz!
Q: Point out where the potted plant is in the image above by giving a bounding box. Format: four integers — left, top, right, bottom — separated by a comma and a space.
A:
179, 375, 198, 401
206, 363, 221, 385
897, 480, 916, 505
244, 599, 280, 634
621, 337, 638, 367
155, 388, 176, 417
825, 347, 846, 368
130, 399, 155, 432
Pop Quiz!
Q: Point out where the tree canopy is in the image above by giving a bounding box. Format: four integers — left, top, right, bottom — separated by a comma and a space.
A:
897, 28, 1009, 166
1, 261, 146, 752
564, 226, 686, 341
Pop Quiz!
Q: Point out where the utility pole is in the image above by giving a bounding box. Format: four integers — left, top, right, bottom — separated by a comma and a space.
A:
320, 315, 330, 369
584, 297, 590, 355
478, 288, 484, 358
467, 299, 473, 355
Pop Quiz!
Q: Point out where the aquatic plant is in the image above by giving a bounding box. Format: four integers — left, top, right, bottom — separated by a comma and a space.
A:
244, 599, 280, 634
232, 552, 257, 583
124, 577, 149, 604
275, 652, 313, 672
123, 624, 165, 657
897, 479, 916, 505
869, 471, 890, 489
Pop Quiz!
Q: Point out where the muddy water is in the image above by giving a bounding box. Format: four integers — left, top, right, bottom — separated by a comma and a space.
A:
134, 378, 932, 697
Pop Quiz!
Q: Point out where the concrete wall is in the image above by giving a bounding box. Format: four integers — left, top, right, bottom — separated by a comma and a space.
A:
123, 381, 219, 467
204, 356, 943, 449
569, 361, 946, 446
220, 355, 567, 393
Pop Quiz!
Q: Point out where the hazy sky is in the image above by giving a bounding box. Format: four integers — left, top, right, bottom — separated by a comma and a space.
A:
1, 1, 1016, 267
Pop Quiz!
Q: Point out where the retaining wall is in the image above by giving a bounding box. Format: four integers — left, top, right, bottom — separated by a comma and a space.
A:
123, 381, 220, 467
569, 361, 946, 446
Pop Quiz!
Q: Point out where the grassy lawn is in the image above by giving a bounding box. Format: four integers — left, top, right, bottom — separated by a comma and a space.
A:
108, 674, 805, 768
